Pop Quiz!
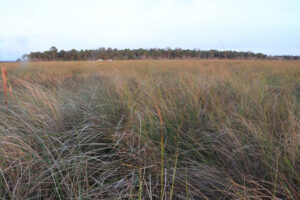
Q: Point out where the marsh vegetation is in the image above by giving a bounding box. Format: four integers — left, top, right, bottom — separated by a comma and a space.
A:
0, 60, 299, 199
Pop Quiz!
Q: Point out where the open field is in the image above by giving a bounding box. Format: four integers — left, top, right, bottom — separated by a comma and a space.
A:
0, 60, 299, 199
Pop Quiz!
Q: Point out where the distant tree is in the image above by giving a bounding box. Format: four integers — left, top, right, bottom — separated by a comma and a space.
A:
58, 50, 66, 60
70, 49, 77, 60
22, 54, 29, 60
50, 46, 58, 52
49, 46, 58, 60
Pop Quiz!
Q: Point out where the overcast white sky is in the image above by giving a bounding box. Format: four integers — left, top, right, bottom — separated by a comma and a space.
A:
0, 0, 300, 60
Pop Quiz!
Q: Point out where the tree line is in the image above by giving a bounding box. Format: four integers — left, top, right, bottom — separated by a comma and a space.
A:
21, 47, 300, 61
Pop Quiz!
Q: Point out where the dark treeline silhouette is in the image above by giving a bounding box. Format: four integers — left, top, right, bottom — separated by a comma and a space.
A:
22, 47, 300, 61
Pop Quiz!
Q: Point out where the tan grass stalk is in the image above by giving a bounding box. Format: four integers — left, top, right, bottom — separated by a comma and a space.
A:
8, 86, 13, 102
139, 168, 143, 200
2, 67, 7, 95
2, 66, 8, 107
154, 99, 165, 200
169, 140, 179, 200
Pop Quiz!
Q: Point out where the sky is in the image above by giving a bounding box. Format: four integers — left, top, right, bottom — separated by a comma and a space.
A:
0, 0, 300, 61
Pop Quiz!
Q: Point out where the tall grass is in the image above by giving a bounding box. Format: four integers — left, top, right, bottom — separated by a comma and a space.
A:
1, 67, 7, 108
0, 60, 299, 199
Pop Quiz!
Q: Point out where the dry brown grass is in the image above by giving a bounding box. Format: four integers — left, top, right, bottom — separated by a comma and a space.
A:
0, 60, 299, 199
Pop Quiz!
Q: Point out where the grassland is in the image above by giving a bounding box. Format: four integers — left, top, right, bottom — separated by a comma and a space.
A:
0, 60, 299, 199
